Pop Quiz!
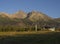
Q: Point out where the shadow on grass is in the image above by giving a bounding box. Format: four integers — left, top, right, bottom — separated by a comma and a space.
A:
0, 32, 60, 44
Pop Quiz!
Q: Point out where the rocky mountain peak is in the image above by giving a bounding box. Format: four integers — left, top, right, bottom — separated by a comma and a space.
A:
11, 11, 27, 19
27, 11, 52, 22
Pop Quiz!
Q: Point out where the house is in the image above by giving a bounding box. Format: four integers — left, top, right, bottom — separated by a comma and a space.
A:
48, 27, 55, 31
44, 26, 55, 31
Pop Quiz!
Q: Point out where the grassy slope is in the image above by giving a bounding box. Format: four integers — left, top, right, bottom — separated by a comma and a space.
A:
0, 31, 60, 44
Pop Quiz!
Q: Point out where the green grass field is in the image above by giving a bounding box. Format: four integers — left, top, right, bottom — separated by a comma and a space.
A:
0, 31, 60, 44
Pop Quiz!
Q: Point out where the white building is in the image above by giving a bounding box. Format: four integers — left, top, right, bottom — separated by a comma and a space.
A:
49, 27, 55, 31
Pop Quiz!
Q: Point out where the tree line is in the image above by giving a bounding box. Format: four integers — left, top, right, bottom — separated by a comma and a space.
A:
0, 25, 42, 32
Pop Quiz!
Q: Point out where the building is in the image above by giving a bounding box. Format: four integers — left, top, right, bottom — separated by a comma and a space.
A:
48, 27, 55, 31
44, 26, 55, 31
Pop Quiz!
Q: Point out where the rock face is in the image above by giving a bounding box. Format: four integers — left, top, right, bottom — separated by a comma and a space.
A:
0, 11, 60, 28
0, 12, 10, 17
11, 11, 27, 19
27, 11, 52, 22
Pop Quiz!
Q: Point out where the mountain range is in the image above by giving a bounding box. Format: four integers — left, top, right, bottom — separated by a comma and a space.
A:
0, 11, 60, 28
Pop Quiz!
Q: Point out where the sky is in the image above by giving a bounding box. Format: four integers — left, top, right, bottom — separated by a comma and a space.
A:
0, 0, 60, 18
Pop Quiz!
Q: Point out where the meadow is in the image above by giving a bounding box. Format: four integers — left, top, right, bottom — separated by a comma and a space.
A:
0, 31, 60, 44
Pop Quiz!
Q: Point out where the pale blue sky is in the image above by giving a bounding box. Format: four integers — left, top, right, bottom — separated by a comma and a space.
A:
0, 0, 60, 18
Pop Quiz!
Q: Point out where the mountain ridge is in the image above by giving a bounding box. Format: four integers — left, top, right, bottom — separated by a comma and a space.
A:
0, 11, 60, 28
